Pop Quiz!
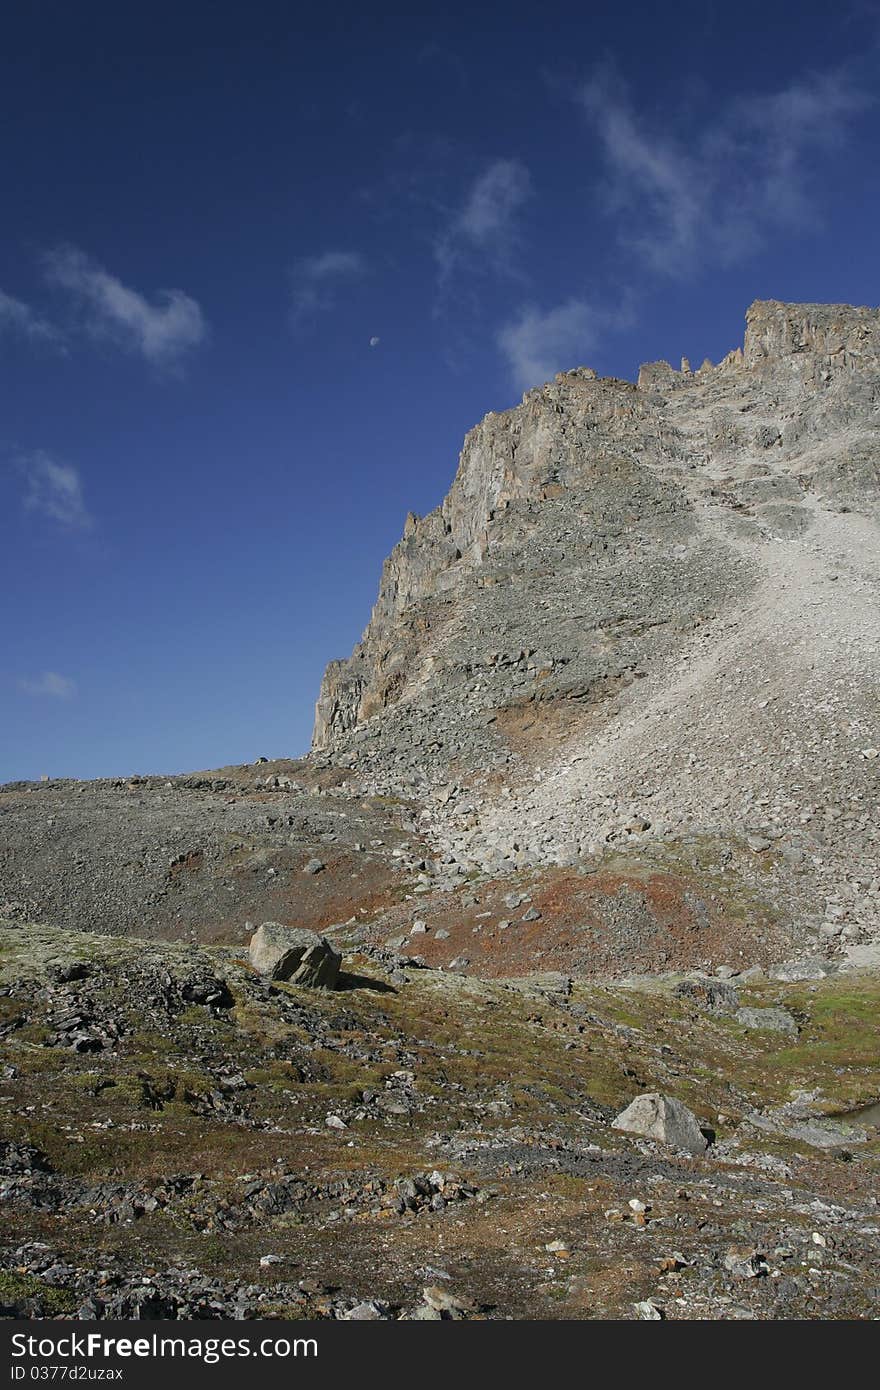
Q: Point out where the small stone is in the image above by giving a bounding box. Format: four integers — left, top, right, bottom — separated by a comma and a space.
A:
723, 1249, 769, 1279
422, 1285, 474, 1316
746, 835, 772, 852
325, 1114, 347, 1130
634, 1300, 664, 1319
344, 1301, 385, 1320
770, 959, 828, 982
303, 858, 325, 875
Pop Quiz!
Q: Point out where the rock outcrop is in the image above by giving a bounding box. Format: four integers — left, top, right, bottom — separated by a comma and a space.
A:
314, 300, 880, 754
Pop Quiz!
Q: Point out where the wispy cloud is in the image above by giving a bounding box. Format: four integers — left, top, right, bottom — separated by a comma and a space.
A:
496, 299, 600, 391
435, 158, 532, 288
289, 251, 366, 326
0, 289, 65, 350
43, 246, 207, 366
577, 65, 870, 275
17, 451, 94, 530
18, 671, 77, 700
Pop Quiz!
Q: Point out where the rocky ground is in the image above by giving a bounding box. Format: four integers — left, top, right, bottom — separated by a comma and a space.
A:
0, 923, 878, 1320
0, 761, 424, 946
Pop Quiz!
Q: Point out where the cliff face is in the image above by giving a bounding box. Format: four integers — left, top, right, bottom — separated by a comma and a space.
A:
742, 298, 880, 375
313, 300, 880, 753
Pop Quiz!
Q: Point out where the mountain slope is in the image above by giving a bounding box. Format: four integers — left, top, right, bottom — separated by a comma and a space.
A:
311, 300, 880, 963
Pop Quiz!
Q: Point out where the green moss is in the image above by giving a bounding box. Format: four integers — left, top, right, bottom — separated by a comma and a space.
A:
242, 1064, 299, 1091
0, 1271, 77, 1314
15, 1023, 53, 1046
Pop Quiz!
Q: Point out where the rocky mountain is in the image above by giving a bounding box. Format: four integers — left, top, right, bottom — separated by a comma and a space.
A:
312, 299, 880, 969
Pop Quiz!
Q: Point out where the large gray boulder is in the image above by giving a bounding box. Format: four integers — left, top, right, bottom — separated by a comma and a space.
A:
770, 959, 828, 982
736, 1006, 798, 1036
611, 1092, 707, 1156
248, 922, 340, 988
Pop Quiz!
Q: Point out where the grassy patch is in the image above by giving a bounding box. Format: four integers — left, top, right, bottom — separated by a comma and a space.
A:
0, 1271, 77, 1314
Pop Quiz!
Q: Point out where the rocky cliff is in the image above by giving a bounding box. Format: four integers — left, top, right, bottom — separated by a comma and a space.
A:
313, 300, 880, 754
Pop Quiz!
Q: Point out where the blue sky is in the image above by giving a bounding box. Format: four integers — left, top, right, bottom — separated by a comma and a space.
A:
2, 0, 878, 781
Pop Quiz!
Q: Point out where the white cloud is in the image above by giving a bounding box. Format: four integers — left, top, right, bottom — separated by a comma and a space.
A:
43, 246, 206, 365
458, 159, 532, 245
369, 335, 380, 347
17, 451, 93, 530
18, 671, 76, 699
497, 299, 599, 390
289, 251, 366, 325
0, 289, 64, 348
578, 66, 870, 275
435, 158, 531, 286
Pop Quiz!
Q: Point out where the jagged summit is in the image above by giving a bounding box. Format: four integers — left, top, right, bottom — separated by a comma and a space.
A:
643, 298, 880, 385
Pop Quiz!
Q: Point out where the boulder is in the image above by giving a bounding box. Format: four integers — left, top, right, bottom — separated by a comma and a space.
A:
248, 922, 340, 988
735, 1006, 798, 1036
674, 977, 739, 1013
612, 1092, 707, 1156
770, 959, 828, 982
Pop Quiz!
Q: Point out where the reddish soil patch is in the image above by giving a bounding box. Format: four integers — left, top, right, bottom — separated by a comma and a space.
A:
365, 866, 788, 978
168, 849, 204, 880
161, 848, 410, 947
